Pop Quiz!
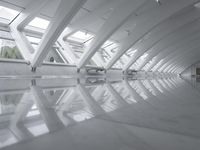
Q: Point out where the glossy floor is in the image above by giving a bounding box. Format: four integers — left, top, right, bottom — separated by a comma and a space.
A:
0, 76, 200, 150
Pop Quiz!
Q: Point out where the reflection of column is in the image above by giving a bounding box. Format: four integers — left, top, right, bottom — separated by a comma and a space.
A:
167, 78, 177, 87
154, 79, 167, 92
56, 88, 77, 125
31, 86, 64, 132
10, 92, 34, 140
146, 80, 161, 96
77, 84, 105, 116
79, 83, 153, 149
123, 80, 155, 111
123, 80, 144, 102
163, 79, 173, 89
106, 82, 128, 106
137, 81, 153, 98
91, 85, 106, 102
44, 89, 65, 106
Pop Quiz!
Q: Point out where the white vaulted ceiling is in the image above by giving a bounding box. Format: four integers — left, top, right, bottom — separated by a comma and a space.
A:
0, 0, 200, 74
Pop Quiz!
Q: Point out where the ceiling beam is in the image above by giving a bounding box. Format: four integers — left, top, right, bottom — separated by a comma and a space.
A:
78, 0, 146, 68
31, 0, 87, 68
106, 0, 200, 70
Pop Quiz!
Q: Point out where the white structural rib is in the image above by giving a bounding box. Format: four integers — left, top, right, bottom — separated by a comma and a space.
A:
31, 0, 87, 68
78, 0, 146, 68
131, 8, 200, 71
147, 22, 200, 72
56, 30, 78, 65
167, 50, 200, 73
62, 0, 118, 39
10, 0, 50, 61
106, 0, 200, 70
141, 19, 200, 71
154, 30, 200, 72
162, 44, 200, 73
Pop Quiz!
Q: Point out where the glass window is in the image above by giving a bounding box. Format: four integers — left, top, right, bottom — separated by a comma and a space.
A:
0, 39, 23, 59
131, 53, 148, 70
28, 17, 50, 30
0, 6, 19, 24
26, 36, 41, 44
67, 30, 94, 44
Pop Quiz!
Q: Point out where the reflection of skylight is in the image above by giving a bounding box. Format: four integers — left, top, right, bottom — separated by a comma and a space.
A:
131, 82, 148, 100
142, 80, 156, 96
28, 17, 50, 30
0, 6, 19, 24
26, 122, 49, 137
151, 80, 163, 93
67, 30, 94, 43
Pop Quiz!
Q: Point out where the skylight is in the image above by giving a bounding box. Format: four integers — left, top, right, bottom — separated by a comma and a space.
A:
28, 17, 50, 30
26, 36, 41, 44
0, 6, 19, 24
131, 53, 148, 70
67, 30, 94, 43
125, 48, 137, 57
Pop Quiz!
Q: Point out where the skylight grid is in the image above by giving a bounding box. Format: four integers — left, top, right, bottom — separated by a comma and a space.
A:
67, 30, 94, 44
0, 6, 20, 24
28, 17, 50, 30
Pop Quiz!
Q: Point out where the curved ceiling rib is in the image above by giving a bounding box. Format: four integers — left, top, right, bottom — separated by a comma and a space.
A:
106, 0, 200, 70
123, 7, 200, 71
78, 0, 147, 68
2, 0, 200, 74
136, 9, 200, 71
145, 21, 200, 72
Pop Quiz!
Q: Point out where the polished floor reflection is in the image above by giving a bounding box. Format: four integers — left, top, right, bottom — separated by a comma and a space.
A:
0, 76, 200, 150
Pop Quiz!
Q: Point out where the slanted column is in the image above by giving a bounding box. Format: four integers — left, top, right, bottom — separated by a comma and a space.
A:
31, 0, 87, 68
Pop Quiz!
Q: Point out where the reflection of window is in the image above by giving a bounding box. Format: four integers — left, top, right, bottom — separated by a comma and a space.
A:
112, 83, 136, 104
25, 120, 49, 137
100, 40, 119, 63
0, 6, 20, 24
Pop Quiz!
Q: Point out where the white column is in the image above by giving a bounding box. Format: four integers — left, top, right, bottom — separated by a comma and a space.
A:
10, 0, 50, 61
31, 0, 87, 68
78, 0, 146, 68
